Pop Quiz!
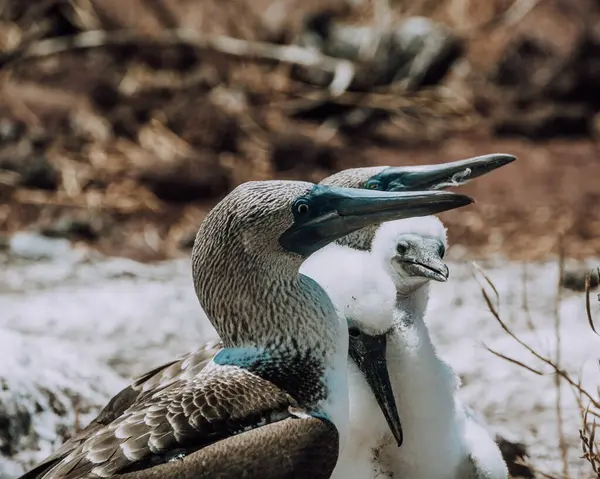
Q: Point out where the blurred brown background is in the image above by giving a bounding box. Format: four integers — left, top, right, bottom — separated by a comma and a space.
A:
1, 0, 599, 262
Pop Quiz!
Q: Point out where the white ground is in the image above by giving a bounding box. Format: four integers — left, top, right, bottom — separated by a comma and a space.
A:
1, 244, 599, 478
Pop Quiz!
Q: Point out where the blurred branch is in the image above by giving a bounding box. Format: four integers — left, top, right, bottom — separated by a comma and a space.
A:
553, 237, 568, 478
0, 29, 355, 96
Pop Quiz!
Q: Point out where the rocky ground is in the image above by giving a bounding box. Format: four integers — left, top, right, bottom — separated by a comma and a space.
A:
1, 240, 599, 478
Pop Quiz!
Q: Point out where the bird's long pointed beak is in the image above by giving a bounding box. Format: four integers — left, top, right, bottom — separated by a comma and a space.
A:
385, 153, 516, 191
279, 186, 473, 257
348, 332, 403, 447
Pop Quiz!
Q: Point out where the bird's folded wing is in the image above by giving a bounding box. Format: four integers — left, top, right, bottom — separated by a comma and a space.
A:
21, 362, 306, 479
20, 341, 224, 479
113, 416, 339, 479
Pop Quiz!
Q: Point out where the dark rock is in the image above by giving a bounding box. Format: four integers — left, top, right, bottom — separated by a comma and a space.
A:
0, 124, 60, 191
270, 134, 336, 172
178, 230, 197, 250
489, 1, 600, 140
290, 101, 390, 140
296, 14, 462, 91
91, 83, 121, 112
494, 103, 591, 139
495, 434, 534, 479
562, 267, 600, 292
137, 152, 231, 202
0, 397, 31, 456
494, 37, 556, 91
0, 152, 60, 191
0, 119, 26, 145
20, 154, 61, 191
391, 16, 463, 89
41, 215, 107, 242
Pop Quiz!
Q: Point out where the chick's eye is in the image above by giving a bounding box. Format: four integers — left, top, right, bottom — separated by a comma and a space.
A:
349, 327, 361, 337
295, 202, 310, 215
438, 243, 446, 258
396, 242, 408, 255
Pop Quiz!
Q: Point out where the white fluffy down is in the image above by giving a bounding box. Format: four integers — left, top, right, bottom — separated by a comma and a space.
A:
301, 244, 395, 335
303, 215, 507, 479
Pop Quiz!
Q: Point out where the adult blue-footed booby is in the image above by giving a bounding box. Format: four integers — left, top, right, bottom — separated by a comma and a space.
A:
303, 216, 508, 479
19, 181, 473, 479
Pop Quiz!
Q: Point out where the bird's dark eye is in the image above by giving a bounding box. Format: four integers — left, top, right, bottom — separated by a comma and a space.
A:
365, 180, 382, 190
295, 201, 310, 215
396, 242, 408, 255
348, 327, 361, 337
438, 243, 446, 258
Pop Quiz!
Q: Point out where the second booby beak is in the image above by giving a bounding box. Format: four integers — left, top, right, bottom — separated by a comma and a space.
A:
364, 154, 516, 192
279, 185, 473, 257
348, 330, 403, 447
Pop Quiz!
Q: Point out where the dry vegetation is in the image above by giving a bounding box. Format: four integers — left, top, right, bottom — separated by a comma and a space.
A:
473, 253, 600, 478
0, 0, 599, 261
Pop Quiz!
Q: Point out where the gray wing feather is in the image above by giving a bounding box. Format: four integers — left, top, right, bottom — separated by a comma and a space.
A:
19, 341, 223, 479
114, 416, 340, 479
22, 342, 318, 479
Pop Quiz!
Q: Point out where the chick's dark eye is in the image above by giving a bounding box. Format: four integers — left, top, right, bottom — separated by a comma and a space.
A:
348, 327, 361, 337
396, 242, 408, 255
438, 243, 446, 258
295, 202, 310, 215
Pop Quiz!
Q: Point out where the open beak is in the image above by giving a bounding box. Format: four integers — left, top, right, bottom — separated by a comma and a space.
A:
382, 153, 516, 191
348, 332, 403, 447
279, 186, 473, 257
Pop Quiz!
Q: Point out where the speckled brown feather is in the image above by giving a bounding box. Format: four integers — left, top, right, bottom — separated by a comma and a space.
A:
19, 342, 222, 479
20, 363, 302, 479
113, 417, 339, 479
20, 181, 349, 479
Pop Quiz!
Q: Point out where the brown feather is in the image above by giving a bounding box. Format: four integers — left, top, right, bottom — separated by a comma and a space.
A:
18, 344, 222, 479
113, 417, 339, 479
19, 364, 302, 479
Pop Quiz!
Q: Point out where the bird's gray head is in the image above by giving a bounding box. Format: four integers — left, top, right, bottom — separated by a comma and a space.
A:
192, 180, 470, 348
373, 216, 449, 291
320, 154, 515, 251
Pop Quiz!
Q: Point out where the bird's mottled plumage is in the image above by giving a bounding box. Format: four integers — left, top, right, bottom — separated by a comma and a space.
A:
21, 181, 346, 479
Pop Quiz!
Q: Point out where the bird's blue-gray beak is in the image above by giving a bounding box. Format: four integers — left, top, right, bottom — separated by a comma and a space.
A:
364, 153, 516, 191
348, 327, 403, 447
279, 186, 473, 257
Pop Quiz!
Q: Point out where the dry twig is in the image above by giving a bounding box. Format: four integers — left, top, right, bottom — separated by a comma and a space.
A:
475, 256, 600, 478
0, 29, 355, 96
586, 271, 600, 337
554, 237, 569, 477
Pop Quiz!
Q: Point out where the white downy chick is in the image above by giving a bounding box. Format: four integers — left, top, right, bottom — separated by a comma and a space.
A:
371, 216, 508, 479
